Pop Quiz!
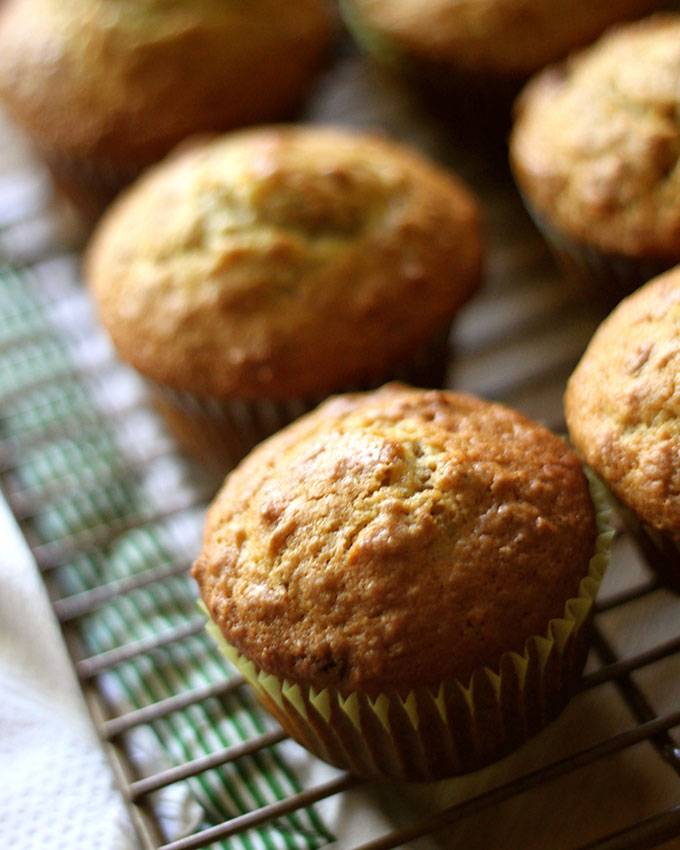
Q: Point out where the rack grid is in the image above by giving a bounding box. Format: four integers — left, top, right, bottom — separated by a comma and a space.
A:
1, 43, 680, 850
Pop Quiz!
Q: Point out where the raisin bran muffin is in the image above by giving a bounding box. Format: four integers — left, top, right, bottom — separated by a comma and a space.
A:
565, 267, 680, 587
86, 126, 482, 479
193, 384, 611, 781
0, 0, 333, 219
511, 15, 680, 310
341, 0, 661, 103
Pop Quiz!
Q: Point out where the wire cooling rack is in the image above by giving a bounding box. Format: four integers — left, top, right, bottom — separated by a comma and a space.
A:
2, 43, 680, 850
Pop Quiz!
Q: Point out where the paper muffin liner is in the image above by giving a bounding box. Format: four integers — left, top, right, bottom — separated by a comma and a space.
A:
148, 325, 451, 484
40, 148, 142, 224
201, 474, 613, 782
339, 0, 520, 131
619, 507, 680, 592
592, 481, 680, 592
521, 200, 674, 314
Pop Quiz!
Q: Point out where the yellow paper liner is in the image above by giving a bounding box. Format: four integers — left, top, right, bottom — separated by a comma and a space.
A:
592, 478, 680, 592
202, 473, 613, 782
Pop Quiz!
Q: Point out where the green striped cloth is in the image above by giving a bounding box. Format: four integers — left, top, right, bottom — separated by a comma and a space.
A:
0, 245, 336, 849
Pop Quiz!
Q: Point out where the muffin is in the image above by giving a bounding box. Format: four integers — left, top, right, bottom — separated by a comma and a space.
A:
193, 384, 612, 781
86, 125, 482, 479
0, 0, 333, 219
510, 14, 680, 311
341, 0, 661, 105
565, 266, 680, 588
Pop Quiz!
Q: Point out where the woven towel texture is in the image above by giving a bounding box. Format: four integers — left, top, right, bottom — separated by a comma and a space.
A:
0, 244, 335, 850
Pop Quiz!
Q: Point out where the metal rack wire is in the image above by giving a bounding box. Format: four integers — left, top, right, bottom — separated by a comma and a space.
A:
1, 49, 680, 850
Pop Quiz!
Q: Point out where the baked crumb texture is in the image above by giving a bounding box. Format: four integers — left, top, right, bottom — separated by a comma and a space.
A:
87, 126, 481, 400
511, 14, 680, 260
0, 0, 333, 167
566, 267, 680, 547
194, 384, 609, 779
0, 0, 333, 218
343, 0, 661, 79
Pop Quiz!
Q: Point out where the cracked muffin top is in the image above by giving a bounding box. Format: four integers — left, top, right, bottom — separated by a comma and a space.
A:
510, 14, 680, 258
87, 126, 482, 400
565, 267, 680, 544
193, 384, 597, 697
343, 0, 661, 79
0, 0, 332, 166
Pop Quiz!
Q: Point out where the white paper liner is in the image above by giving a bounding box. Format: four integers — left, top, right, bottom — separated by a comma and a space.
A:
202, 473, 613, 781
148, 324, 451, 481
40, 148, 142, 221
519, 197, 675, 312
339, 0, 526, 103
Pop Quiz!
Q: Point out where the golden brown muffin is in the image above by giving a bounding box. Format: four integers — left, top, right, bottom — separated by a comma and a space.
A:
87, 125, 481, 400
193, 384, 610, 780
565, 267, 680, 551
86, 125, 482, 473
510, 15, 680, 305
0, 0, 333, 216
342, 0, 661, 82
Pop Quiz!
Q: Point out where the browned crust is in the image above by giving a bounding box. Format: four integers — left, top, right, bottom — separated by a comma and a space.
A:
193, 384, 597, 697
510, 14, 680, 259
0, 0, 333, 166
565, 266, 680, 544
346, 0, 661, 78
86, 126, 482, 400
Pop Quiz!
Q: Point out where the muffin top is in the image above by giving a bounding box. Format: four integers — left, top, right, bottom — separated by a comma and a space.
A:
511, 15, 680, 258
0, 0, 332, 165
565, 267, 680, 544
193, 384, 597, 697
87, 126, 482, 400
344, 0, 661, 78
